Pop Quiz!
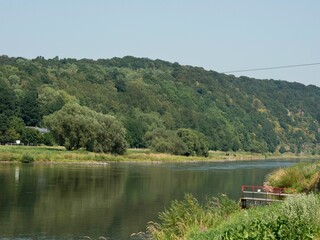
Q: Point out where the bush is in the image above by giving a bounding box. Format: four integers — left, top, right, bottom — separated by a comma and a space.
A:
176, 129, 209, 157
21, 154, 34, 163
145, 128, 209, 157
279, 146, 286, 154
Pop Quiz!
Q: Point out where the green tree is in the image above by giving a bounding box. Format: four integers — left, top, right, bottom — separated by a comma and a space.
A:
20, 88, 41, 126
0, 78, 17, 116
249, 140, 268, 153
21, 128, 43, 145
125, 118, 147, 148
1, 55, 320, 154
124, 109, 164, 148
44, 103, 127, 154
177, 128, 209, 157
144, 128, 209, 157
290, 145, 295, 153
38, 86, 65, 116
0, 115, 25, 143
279, 146, 287, 154
144, 128, 187, 155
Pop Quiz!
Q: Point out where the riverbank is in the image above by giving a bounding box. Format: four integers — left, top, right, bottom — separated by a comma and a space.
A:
141, 160, 320, 239
142, 193, 320, 239
0, 145, 318, 164
265, 161, 320, 193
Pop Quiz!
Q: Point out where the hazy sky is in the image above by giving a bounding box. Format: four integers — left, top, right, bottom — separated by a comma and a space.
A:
1, 0, 319, 86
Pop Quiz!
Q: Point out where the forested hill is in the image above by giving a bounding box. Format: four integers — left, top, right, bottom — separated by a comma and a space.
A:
0, 55, 319, 154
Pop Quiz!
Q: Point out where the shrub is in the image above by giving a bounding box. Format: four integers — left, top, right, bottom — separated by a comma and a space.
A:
279, 146, 286, 154
21, 154, 34, 163
145, 128, 209, 157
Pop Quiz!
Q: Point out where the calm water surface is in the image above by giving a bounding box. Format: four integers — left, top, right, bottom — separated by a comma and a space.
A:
0, 159, 307, 239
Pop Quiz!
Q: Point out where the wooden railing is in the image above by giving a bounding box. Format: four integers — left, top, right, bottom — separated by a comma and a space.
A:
240, 185, 295, 209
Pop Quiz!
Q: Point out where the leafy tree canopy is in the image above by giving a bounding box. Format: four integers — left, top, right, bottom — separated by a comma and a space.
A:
44, 103, 127, 154
0, 55, 319, 154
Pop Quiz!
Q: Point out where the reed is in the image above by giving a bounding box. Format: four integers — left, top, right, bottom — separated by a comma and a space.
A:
266, 162, 320, 192
144, 194, 240, 240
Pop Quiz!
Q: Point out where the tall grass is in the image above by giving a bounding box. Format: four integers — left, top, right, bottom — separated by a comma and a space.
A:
141, 194, 240, 240
266, 162, 320, 192
161, 194, 320, 240
139, 194, 320, 240
0, 145, 123, 163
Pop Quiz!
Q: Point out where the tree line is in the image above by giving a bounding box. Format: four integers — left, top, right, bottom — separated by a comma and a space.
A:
0, 55, 319, 156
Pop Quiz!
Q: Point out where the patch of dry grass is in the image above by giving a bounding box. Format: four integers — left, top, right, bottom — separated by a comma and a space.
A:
0, 145, 318, 164
266, 162, 320, 192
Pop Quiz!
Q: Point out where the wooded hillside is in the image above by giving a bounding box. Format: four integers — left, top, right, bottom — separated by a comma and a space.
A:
0, 55, 319, 154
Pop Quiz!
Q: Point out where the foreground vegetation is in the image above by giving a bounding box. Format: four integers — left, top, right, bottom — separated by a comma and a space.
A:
135, 193, 320, 240
132, 161, 320, 239
0, 145, 318, 164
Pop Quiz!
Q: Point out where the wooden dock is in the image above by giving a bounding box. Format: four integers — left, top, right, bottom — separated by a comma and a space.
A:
240, 185, 294, 209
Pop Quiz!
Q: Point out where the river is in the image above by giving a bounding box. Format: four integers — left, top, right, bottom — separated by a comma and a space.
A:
0, 159, 305, 239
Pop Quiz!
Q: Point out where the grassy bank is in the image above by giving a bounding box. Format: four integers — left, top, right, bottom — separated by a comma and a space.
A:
136, 161, 320, 239
0, 145, 319, 164
265, 161, 320, 193
136, 193, 320, 240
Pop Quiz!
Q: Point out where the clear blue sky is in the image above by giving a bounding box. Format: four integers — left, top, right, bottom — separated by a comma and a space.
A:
1, 0, 319, 86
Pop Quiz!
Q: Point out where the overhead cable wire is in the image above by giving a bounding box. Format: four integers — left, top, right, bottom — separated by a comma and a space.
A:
222, 62, 320, 74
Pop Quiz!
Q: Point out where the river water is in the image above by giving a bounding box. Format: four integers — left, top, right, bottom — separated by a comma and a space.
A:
0, 159, 306, 239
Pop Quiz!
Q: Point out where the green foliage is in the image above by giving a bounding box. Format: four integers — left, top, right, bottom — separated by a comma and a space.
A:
146, 194, 320, 239
266, 162, 320, 192
177, 129, 209, 157
0, 78, 18, 116
279, 146, 287, 154
0, 55, 319, 153
42, 132, 55, 146
0, 115, 25, 143
249, 140, 268, 153
38, 86, 65, 116
233, 195, 318, 239
20, 87, 41, 126
191, 194, 320, 240
44, 103, 127, 154
124, 109, 164, 148
145, 128, 209, 157
146, 194, 240, 239
21, 128, 43, 145
290, 145, 295, 153
144, 128, 187, 155
21, 154, 34, 163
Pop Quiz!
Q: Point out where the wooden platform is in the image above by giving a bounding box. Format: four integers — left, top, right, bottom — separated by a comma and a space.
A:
240, 185, 295, 209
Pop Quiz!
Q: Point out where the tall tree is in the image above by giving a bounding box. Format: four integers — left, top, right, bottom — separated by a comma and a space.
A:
0, 78, 17, 116
20, 88, 41, 126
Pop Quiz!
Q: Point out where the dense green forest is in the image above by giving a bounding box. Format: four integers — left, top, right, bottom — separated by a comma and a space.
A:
0, 55, 319, 155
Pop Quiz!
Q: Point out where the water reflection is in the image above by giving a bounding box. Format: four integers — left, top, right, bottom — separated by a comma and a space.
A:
15, 166, 19, 183
0, 159, 307, 239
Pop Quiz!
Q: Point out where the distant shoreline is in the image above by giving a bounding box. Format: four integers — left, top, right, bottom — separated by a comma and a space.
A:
0, 145, 318, 164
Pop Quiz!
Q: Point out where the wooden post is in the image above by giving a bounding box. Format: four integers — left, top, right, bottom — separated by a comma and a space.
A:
241, 198, 246, 209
